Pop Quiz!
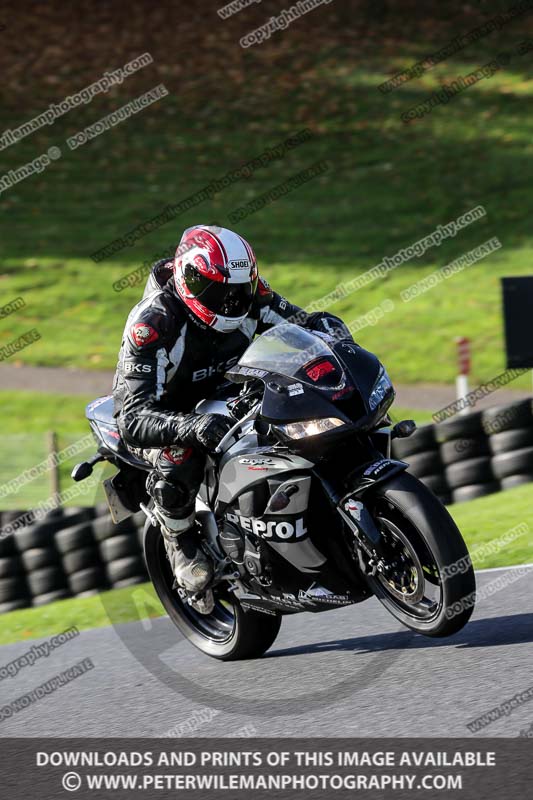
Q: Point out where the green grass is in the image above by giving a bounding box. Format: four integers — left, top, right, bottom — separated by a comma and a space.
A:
0, 391, 105, 509
391, 407, 434, 426
0, 392, 94, 435
0, 583, 164, 647
449, 484, 533, 569
0, 483, 530, 646
0, 35, 532, 386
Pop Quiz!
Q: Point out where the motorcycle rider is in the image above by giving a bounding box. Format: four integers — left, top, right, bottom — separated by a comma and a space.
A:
112, 225, 350, 612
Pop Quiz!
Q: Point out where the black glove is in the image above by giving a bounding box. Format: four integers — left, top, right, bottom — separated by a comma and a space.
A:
304, 311, 352, 340
176, 413, 233, 453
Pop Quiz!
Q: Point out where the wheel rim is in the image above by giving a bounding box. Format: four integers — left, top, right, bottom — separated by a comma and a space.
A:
156, 535, 237, 644
374, 518, 425, 604
365, 500, 443, 622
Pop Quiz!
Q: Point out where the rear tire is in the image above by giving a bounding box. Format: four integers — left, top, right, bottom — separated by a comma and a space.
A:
364, 472, 475, 637
144, 522, 281, 661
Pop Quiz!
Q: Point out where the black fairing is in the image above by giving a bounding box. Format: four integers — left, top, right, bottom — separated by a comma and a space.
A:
333, 342, 395, 430
85, 395, 148, 470
260, 378, 352, 425
332, 341, 383, 409
254, 343, 392, 434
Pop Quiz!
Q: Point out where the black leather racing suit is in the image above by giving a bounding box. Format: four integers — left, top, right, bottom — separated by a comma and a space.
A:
112, 259, 350, 526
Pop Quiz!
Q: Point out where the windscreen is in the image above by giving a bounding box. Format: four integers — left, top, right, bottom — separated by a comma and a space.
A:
238, 323, 346, 390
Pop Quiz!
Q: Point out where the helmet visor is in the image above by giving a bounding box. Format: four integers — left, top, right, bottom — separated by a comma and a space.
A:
184, 266, 256, 318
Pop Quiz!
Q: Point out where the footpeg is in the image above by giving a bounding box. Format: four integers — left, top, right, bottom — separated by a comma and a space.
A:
176, 586, 215, 616
188, 589, 215, 615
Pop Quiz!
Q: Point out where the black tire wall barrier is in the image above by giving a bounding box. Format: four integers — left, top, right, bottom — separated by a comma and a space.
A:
392, 399, 533, 506
0, 506, 147, 613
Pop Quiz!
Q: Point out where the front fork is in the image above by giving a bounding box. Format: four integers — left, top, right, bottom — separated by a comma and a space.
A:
337, 500, 385, 572
318, 451, 410, 573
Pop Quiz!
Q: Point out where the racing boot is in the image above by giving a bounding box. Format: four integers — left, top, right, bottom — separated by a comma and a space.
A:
159, 512, 215, 615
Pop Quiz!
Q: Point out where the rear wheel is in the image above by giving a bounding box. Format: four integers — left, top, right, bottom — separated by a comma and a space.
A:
144, 523, 281, 660
361, 472, 475, 637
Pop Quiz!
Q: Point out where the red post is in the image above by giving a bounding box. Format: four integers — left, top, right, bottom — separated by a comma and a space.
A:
456, 337, 471, 376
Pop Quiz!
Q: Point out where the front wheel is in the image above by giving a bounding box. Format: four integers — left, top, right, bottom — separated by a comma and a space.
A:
360, 472, 476, 637
144, 522, 282, 660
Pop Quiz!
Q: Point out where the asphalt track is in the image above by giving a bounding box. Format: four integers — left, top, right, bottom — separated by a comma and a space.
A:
0, 566, 532, 738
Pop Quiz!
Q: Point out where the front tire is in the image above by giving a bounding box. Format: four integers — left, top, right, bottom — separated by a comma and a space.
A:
144, 523, 281, 660
362, 472, 476, 637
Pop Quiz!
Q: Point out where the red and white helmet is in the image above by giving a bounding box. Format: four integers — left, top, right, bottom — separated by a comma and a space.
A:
174, 225, 258, 333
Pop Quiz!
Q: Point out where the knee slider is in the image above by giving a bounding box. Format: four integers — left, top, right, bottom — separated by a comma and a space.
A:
147, 476, 186, 513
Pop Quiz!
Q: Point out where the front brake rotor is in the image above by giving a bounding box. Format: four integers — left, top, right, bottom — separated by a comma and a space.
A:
374, 517, 425, 604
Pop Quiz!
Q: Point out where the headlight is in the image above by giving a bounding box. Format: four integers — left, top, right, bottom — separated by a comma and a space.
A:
277, 417, 346, 439
368, 368, 393, 411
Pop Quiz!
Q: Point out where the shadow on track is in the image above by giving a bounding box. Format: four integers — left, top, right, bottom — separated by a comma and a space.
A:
265, 613, 533, 658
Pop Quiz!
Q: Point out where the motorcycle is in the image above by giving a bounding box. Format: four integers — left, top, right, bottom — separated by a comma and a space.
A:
73, 322, 475, 660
